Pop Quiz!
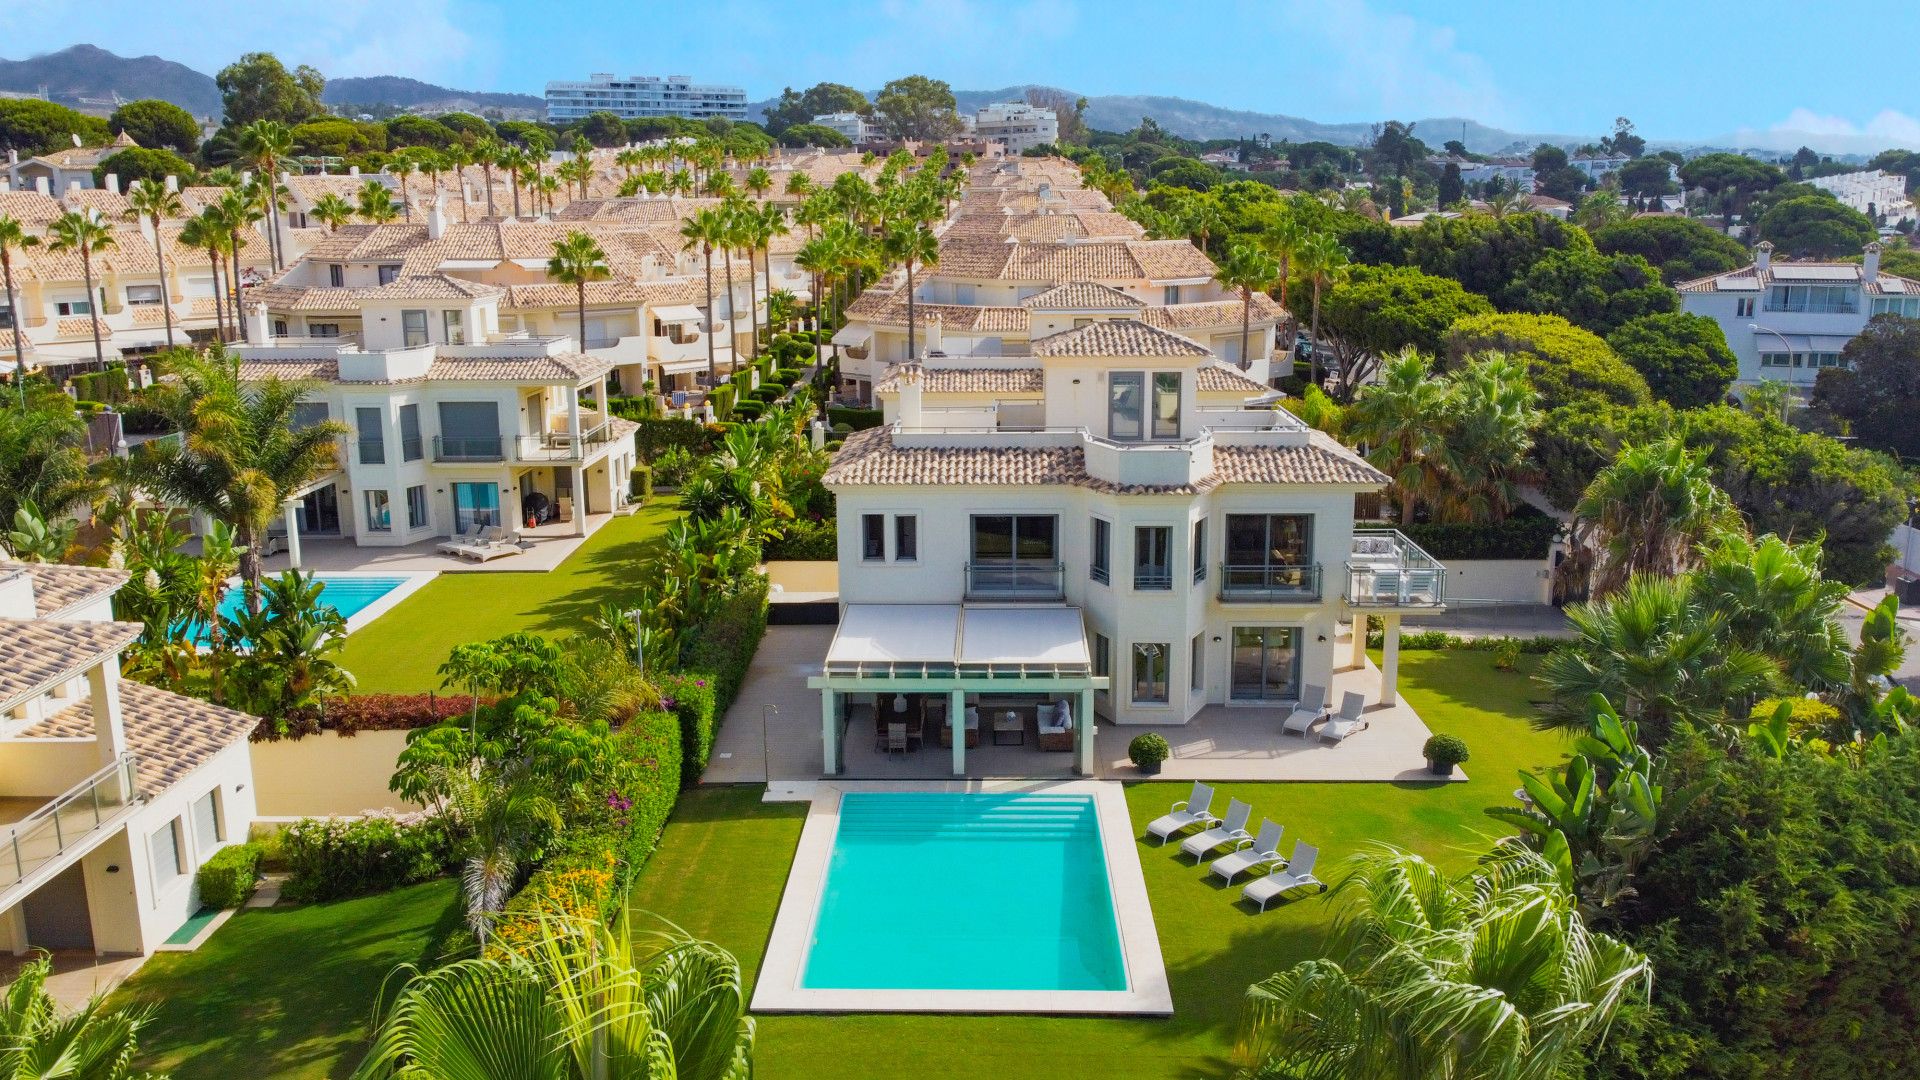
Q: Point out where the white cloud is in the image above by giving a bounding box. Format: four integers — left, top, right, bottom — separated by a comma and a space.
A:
1269, 2, 1509, 124
1724, 107, 1920, 155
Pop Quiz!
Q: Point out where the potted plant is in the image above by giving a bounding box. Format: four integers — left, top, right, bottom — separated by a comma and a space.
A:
1422, 733, 1470, 777
1128, 732, 1171, 776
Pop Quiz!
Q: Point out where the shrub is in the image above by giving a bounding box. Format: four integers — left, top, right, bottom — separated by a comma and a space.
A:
195, 843, 263, 908
1422, 733, 1470, 767
1129, 732, 1171, 767
280, 812, 454, 902
1399, 504, 1562, 561
656, 673, 719, 783
678, 576, 769, 717
827, 406, 884, 431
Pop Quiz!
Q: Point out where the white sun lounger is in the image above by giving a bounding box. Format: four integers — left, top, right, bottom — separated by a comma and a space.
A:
1242, 842, 1325, 911
1146, 782, 1218, 845
1180, 798, 1253, 863
1319, 691, 1369, 743
1282, 684, 1330, 736
1210, 819, 1285, 883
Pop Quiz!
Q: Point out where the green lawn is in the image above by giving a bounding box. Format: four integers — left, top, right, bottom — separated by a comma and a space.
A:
113, 879, 465, 1080
337, 499, 681, 692
629, 649, 1569, 1079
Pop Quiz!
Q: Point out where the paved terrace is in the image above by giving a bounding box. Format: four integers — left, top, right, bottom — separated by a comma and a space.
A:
704, 625, 1454, 784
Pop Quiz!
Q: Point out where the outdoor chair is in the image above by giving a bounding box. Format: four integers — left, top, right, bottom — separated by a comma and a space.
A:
1282, 684, 1330, 736
1242, 842, 1325, 912
1147, 782, 1218, 845
1180, 798, 1254, 863
1210, 819, 1286, 883
1320, 692, 1369, 743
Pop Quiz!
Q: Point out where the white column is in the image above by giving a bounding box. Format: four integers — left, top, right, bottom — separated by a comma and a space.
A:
820, 689, 838, 775
1348, 613, 1368, 669
86, 662, 125, 765
283, 500, 303, 570
1379, 613, 1402, 705
950, 689, 967, 776
1076, 687, 1096, 777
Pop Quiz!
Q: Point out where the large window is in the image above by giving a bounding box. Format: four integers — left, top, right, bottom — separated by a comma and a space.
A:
148, 820, 185, 892
191, 789, 223, 853
355, 406, 385, 464
1231, 627, 1300, 701
1132, 642, 1170, 704
1766, 283, 1856, 314
365, 490, 392, 532
406, 485, 429, 529
401, 309, 429, 348
1134, 526, 1172, 590
1108, 372, 1144, 440
862, 514, 885, 560
1090, 518, 1111, 584
1224, 514, 1315, 594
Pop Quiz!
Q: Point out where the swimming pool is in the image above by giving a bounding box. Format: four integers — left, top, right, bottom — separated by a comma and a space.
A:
189, 573, 430, 645
802, 792, 1126, 992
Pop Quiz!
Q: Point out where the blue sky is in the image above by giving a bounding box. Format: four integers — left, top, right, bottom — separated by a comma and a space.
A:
6, 0, 1918, 150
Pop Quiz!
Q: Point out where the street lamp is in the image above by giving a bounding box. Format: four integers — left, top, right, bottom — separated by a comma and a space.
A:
1747, 322, 1798, 422
624, 609, 645, 672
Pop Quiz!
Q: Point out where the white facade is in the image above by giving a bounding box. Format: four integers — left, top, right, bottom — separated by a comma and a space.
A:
545, 74, 747, 122
973, 103, 1060, 154
811, 112, 877, 144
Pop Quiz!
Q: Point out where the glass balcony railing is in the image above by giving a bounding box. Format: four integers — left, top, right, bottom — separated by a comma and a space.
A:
965, 562, 1065, 601
0, 755, 140, 893
1218, 563, 1323, 602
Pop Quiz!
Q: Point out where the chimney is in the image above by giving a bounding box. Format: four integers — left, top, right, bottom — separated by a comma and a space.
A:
1863, 241, 1881, 285
1755, 240, 1773, 273
102, 172, 118, 194
163, 174, 179, 193
427, 193, 446, 240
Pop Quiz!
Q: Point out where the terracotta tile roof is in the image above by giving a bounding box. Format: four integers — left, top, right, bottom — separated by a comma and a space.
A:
23, 681, 259, 792
1030, 319, 1211, 357
874, 365, 1044, 394
824, 426, 1386, 492
18, 565, 126, 619
1195, 365, 1274, 394
0, 618, 142, 710
1020, 281, 1144, 310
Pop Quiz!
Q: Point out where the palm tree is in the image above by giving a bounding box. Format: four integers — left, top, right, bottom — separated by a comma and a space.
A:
124, 179, 184, 350
356, 180, 400, 224
681, 208, 726, 384
351, 911, 754, 1079
883, 218, 940, 362
547, 231, 611, 352
1575, 438, 1739, 596
0, 214, 40, 407
0, 953, 163, 1077
136, 347, 349, 607
1237, 845, 1649, 1080
309, 192, 354, 232
180, 212, 230, 341
47, 210, 116, 372
1345, 347, 1452, 525
1294, 232, 1348, 389
238, 119, 294, 270
1214, 242, 1279, 371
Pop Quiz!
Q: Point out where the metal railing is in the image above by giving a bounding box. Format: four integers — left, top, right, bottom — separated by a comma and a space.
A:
965, 561, 1065, 601
1346, 530, 1447, 607
0, 754, 140, 891
432, 435, 505, 462
1218, 563, 1323, 602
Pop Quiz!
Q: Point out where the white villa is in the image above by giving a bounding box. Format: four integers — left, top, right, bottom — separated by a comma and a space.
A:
1679, 241, 1920, 389
0, 563, 257, 958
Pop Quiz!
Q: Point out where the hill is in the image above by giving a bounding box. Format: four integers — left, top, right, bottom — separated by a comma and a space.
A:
321, 75, 543, 115
0, 44, 220, 117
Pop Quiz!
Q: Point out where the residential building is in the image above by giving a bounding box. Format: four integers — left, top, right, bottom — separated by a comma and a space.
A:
1807, 170, 1916, 226
811, 111, 878, 145
1678, 241, 1920, 389
972, 102, 1059, 154
0, 564, 258, 957
544, 74, 747, 122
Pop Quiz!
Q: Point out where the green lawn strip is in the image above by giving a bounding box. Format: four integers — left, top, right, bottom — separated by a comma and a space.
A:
630, 650, 1569, 1079
336, 499, 682, 693
113, 878, 464, 1080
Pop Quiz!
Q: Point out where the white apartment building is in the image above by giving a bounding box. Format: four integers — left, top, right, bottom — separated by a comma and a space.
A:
1808, 170, 1916, 226
808, 321, 1441, 776
545, 74, 748, 122
1679, 241, 1920, 390
811, 112, 878, 145
973, 102, 1060, 154
0, 564, 258, 957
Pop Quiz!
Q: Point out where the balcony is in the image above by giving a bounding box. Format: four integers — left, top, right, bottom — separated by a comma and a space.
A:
432, 435, 506, 463
0, 755, 140, 897
1218, 563, 1324, 603
1346, 530, 1446, 608
964, 562, 1065, 602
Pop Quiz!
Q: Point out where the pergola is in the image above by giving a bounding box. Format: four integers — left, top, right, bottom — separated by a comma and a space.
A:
807, 605, 1107, 776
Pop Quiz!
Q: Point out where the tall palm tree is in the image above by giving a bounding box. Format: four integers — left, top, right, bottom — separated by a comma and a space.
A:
1238, 846, 1649, 1080
1345, 347, 1453, 525
1575, 438, 1739, 596
0, 214, 39, 407
1214, 242, 1279, 371
681, 208, 726, 384
47, 210, 116, 372
309, 192, 354, 232
238, 119, 294, 271
1294, 231, 1348, 389
136, 346, 349, 608
883, 218, 940, 362
125, 178, 184, 350
0, 953, 164, 1078
356, 180, 400, 224
180, 212, 229, 341
351, 911, 754, 1080
547, 231, 611, 352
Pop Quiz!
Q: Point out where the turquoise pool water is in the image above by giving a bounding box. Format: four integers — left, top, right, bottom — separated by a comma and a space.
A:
191, 575, 408, 645
802, 792, 1126, 991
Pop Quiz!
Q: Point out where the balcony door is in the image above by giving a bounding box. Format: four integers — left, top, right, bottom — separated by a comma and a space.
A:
1230, 627, 1300, 701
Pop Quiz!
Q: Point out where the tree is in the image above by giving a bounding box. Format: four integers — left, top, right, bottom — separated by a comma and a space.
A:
46, 210, 116, 372
125, 179, 184, 350
95, 146, 195, 189
1757, 195, 1876, 258
0, 99, 110, 156
1811, 313, 1920, 456
547, 231, 610, 354
1592, 216, 1748, 284
1678, 152, 1784, 226
0, 953, 164, 1076
1317, 264, 1492, 398
215, 52, 325, 126
1575, 438, 1740, 595
1606, 311, 1737, 409
136, 346, 350, 606
873, 75, 962, 141
681, 209, 726, 384
1447, 312, 1650, 410
0, 215, 38, 405
1238, 846, 1649, 1080
1213, 242, 1278, 370
110, 98, 199, 153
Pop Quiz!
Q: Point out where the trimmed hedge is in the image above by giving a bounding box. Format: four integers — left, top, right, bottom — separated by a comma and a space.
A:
1400, 506, 1561, 561
679, 576, 770, 720
656, 673, 719, 785
828, 406, 884, 431
280, 813, 455, 903
258, 692, 487, 742
195, 842, 263, 908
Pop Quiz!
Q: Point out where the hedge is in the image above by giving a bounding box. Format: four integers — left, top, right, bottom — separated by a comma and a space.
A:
257, 692, 487, 742
1399, 506, 1562, 561
679, 576, 769, 719
195, 842, 263, 908
828, 406, 884, 431
656, 673, 719, 784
